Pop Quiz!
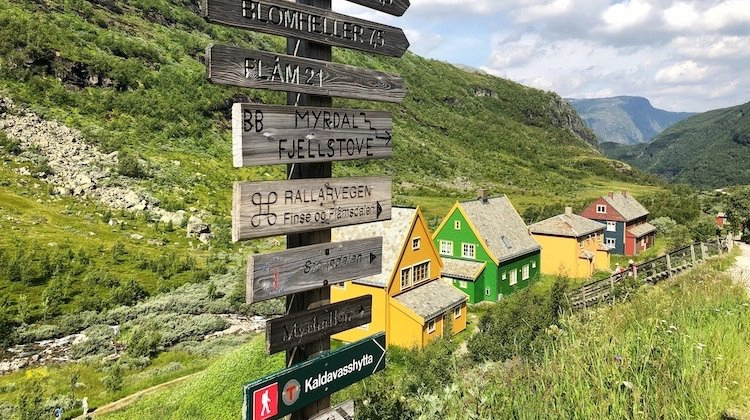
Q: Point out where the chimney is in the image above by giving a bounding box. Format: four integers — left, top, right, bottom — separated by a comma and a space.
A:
565, 207, 573, 217
478, 189, 488, 202
608, 192, 614, 198
622, 190, 628, 197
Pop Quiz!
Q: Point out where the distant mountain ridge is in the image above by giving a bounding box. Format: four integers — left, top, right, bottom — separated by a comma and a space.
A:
602, 101, 750, 188
567, 96, 694, 145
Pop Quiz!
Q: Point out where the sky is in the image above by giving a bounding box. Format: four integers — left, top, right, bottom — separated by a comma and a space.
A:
332, 0, 750, 112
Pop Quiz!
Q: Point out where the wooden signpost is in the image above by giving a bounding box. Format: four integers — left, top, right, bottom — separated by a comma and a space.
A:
232, 176, 392, 241
202, 0, 410, 57
206, 45, 406, 103
247, 237, 382, 303
266, 295, 372, 354
308, 400, 355, 420
232, 104, 393, 167
242, 333, 385, 420
343, 0, 410, 16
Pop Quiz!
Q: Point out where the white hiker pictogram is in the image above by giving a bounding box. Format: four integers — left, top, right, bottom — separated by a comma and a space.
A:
260, 389, 272, 416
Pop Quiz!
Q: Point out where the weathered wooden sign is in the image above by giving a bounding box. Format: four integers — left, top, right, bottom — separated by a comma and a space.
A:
232, 176, 391, 241
206, 45, 406, 103
232, 104, 393, 167
309, 400, 355, 420
247, 237, 383, 303
242, 333, 385, 420
266, 295, 373, 354
344, 0, 410, 16
202, 0, 410, 57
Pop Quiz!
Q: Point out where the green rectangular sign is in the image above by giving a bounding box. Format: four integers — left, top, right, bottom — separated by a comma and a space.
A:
242, 333, 386, 420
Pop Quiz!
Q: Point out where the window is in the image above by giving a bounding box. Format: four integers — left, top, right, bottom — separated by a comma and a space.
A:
501, 272, 507, 280
485, 287, 491, 296
427, 319, 436, 334
596, 204, 607, 214
522, 264, 530, 280
509, 269, 518, 286
400, 267, 412, 289
458, 280, 467, 288
454, 220, 461, 230
532, 261, 537, 269
412, 237, 421, 250
439, 240, 453, 255
607, 221, 616, 232
454, 306, 462, 319
413, 261, 430, 284
462, 243, 476, 259
606, 238, 616, 247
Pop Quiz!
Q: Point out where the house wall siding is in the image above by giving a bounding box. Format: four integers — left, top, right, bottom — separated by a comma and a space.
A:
497, 251, 541, 298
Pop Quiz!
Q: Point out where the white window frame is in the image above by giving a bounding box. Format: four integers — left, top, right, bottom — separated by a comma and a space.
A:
427, 319, 436, 334
462, 243, 476, 259
606, 238, 616, 247
454, 306, 462, 319
532, 261, 537, 269
596, 204, 607, 214
509, 269, 518, 286
522, 264, 530, 280
400, 267, 412, 289
606, 221, 616, 232
412, 237, 421, 251
454, 220, 461, 230
412, 261, 430, 284
458, 280, 467, 288
501, 272, 507, 280
439, 240, 453, 255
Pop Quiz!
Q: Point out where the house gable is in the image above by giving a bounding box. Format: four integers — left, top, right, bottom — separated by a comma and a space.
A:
580, 197, 626, 222
432, 202, 499, 265
387, 207, 444, 297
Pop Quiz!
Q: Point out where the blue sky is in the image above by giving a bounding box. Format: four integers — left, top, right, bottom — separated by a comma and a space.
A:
333, 0, 750, 112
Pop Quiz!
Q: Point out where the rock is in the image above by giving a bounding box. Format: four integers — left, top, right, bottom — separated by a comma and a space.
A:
108, 218, 116, 226
47, 242, 57, 247
148, 239, 165, 246
198, 232, 213, 244
129, 234, 144, 240
171, 160, 181, 166
187, 220, 211, 237
17, 167, 31, 176
53, 186, 71, 196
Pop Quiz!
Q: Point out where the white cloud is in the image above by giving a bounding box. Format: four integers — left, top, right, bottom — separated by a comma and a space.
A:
600, 0, 653, 33
671, 35, 750, 59
403, 28, 444, 55
662, 2, 700, 30
654, 60, 709, 83
515, 0, 574, 22
704, 0, 750, 30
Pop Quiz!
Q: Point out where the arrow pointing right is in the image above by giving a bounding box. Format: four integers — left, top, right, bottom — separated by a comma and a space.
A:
372, 335, 386, 374
369, 253, 377, 264
376, 202, 383, 218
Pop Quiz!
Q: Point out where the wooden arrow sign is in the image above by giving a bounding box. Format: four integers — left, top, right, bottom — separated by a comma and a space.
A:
232, 104, 393, 167
202, 0, 410, 57
206, 45, 406, 103
232, 176, 391, 241
246, 237, 383, 303
344, 0, 410, 16
266, 295, 373, 354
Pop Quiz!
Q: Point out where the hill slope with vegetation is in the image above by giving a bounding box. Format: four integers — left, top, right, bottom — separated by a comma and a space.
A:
568, 96, 694, 145
602, 102, 750, 189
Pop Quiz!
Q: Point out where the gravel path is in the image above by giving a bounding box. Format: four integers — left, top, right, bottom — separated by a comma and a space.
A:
728, 242, 750, 291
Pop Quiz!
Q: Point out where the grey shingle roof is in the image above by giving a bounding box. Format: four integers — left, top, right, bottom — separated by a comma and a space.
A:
529, 213, 605, 238
460, 196, 541, 263
627, 222, 656, 238
579, 250, 595, 260
394, 280, 467, 321
441, 258, 486, 281
603, 192, 649, 221
331, 207, 415, 288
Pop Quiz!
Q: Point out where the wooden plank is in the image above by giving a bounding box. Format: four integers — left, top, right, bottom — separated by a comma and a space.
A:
202, 0, 410, 57
309, 400, 355, 420
232, 104, 392, 167
233, 176, 391, 241
266, 296, 373, 354
247, 237, 383, 303
206, 45, 406, 103
342, 0, 409, 16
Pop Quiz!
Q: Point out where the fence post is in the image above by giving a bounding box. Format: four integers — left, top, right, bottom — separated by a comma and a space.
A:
666, 254, 673, 278
690, 243, 696, 265
583, 286, 587, 310
717, 237, 723, 255
610, 275, 615, 304
700, 242, 707, 260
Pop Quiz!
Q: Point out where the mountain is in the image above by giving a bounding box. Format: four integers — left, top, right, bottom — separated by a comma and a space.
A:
567, 96, 694, 145
601, 101, 750, 189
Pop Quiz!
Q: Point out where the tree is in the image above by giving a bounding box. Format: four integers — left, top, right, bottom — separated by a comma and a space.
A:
17, 380, 45, 420
725, 186, 750, 234
111, 279, 149, 306
102, 362, 124, 393
117, 153, 146, 178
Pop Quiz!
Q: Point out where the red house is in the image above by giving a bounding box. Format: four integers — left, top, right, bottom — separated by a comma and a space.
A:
716, 212, 728, 228
580, 191, 656, 256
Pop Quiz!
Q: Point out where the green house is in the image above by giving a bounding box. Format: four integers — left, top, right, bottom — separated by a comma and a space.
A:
432, 195, 541, 303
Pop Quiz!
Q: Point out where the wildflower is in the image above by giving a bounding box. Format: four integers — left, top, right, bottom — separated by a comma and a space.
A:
614, 355, 623, 364
696, 343, 706, 351
732, 381, 739, 386
668, 325, 678, 331
620, 381, 634, 390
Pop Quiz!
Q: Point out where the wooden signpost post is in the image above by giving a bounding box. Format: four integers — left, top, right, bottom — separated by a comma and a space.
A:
232, 176, 391, 241
242, 333, 385, 420
246, 237, 382, 303
232, 104, 393, 167
266, 295, 372, 354
206, 45, 406, 103
203, 0, 409, 416
202, 0, 410, 57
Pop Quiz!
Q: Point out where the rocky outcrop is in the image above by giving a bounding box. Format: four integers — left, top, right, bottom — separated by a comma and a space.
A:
0, 97, 211, 240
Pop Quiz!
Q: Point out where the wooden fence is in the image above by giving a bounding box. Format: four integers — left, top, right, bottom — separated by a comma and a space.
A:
567, 237, 731, 311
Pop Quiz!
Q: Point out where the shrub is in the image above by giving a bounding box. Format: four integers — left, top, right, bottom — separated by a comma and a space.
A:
69, 324, 116, 359
17, 380, 44, 420
102, 362, 124, 393
117, 153, 147, 178
127, 325, 162, 358
111, 279, 149, 306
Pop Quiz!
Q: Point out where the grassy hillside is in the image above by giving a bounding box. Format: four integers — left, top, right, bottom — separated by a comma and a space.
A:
568, 96, 694, 145
602, 102, 750, 189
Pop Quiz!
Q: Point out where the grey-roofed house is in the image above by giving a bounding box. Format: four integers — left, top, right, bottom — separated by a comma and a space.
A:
330, 207, 468, 349
580, 191, 656, 256
529, 207, 612, 278
433, 194, 542, 303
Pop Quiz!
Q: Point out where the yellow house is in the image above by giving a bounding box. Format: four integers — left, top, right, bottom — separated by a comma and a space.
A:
528, 207, 611, 278
331, 207, 468, 349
